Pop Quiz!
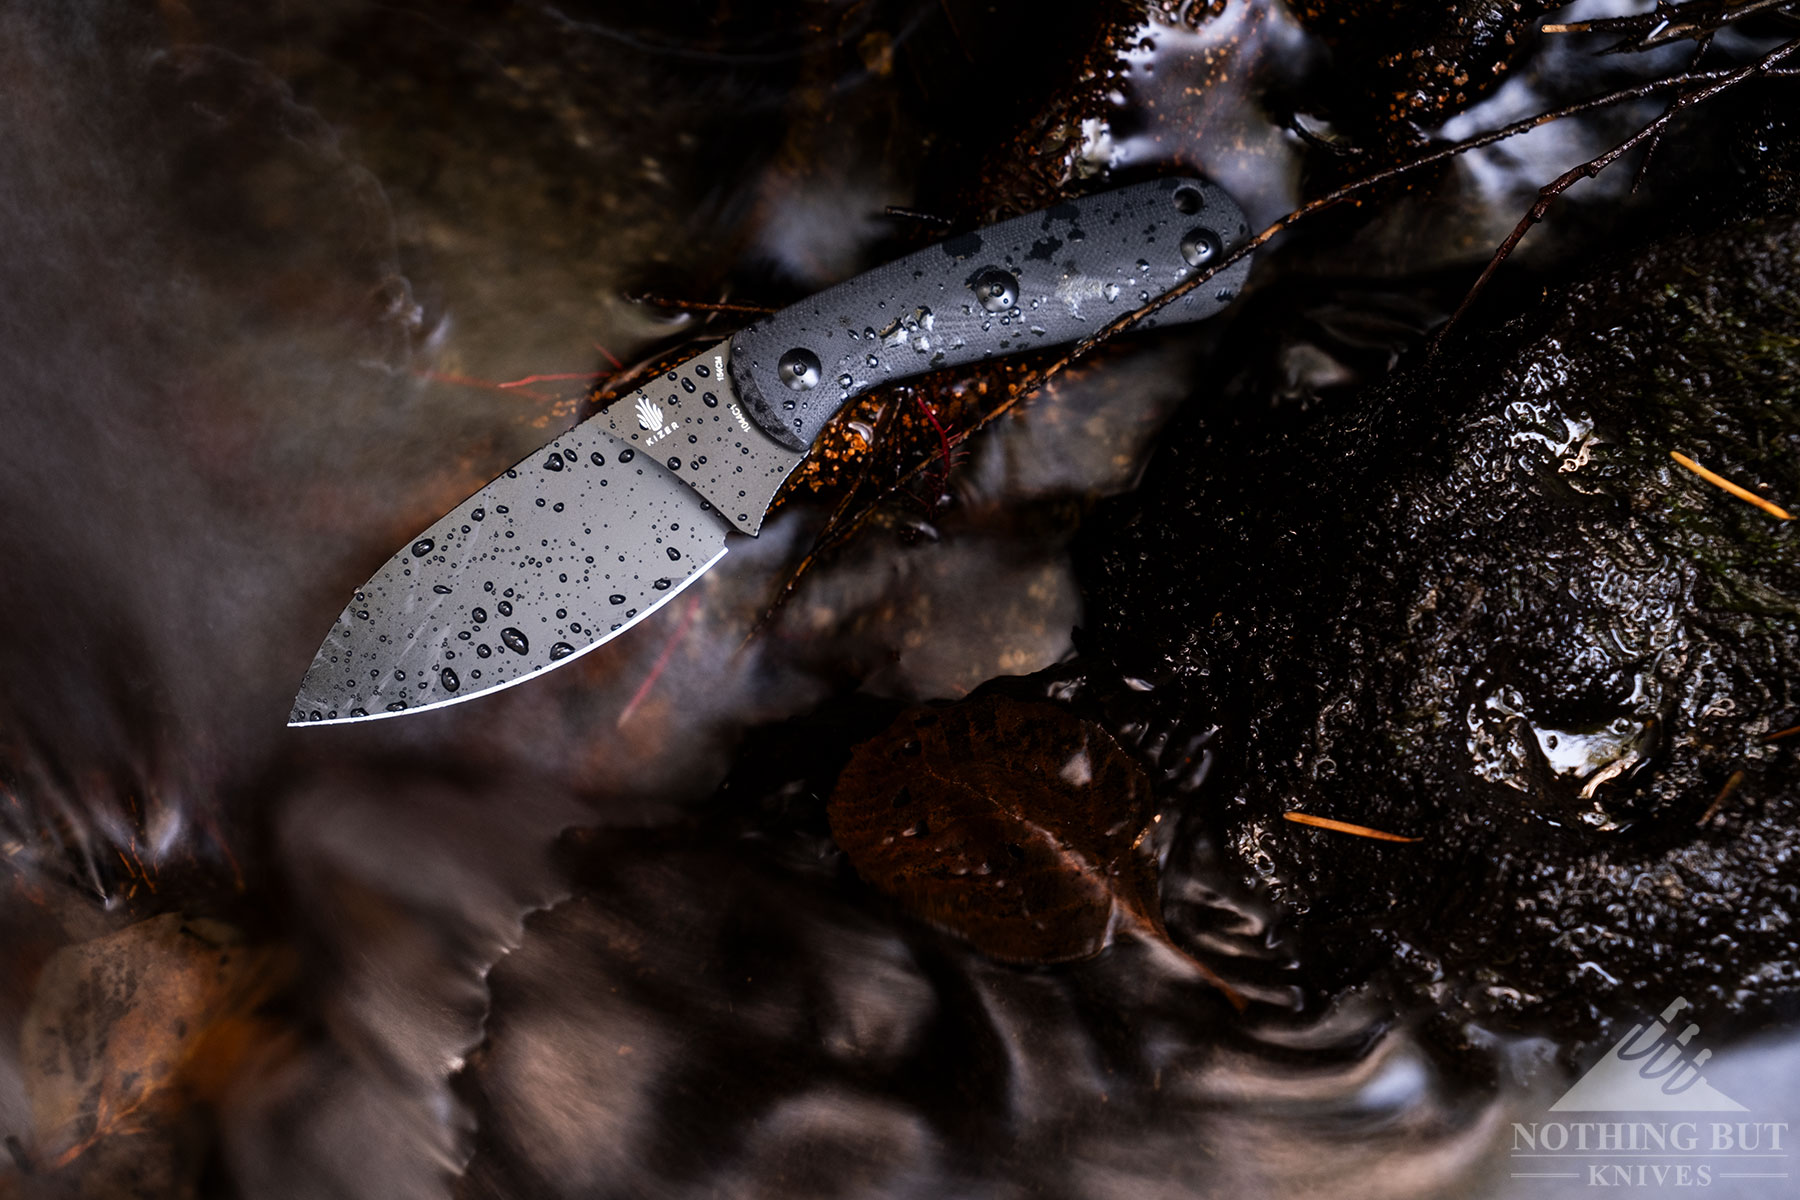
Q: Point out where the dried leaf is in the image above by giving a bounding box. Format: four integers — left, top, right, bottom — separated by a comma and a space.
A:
21, 914, 282, 1171
828, 695, 1242, 1005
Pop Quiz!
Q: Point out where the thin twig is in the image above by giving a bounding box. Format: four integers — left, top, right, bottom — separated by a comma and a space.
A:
1671, 451, 1795, 519
758, 56, 1800, 610
496, 370, 611, 389
1440, 38, 1800, 338
963, 58, 1800, 438
885, 205, 955, 228
629, 293, 778, 316
1282, 812, 1421, 843
1767, 724, 1800, 742
1442, 37, 1800, 337
1638, 0, 1797, 51
1543, 0, 1794, 50
1634, 33, 1716, 193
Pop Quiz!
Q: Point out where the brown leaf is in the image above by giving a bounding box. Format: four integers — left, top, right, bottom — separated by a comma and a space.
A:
20, 914, 284, 1172
828, 695, 1242, 1006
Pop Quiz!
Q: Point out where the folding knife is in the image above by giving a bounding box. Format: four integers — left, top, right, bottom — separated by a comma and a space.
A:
289, 177, 1252, 725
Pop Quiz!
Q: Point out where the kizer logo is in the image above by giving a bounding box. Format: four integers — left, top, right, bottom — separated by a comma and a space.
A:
636, 395, 679, 446
1511, 998, 1788, 1189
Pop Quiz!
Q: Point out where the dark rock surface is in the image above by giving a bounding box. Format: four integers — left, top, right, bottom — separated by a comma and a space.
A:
1078, 210, 1800, 1048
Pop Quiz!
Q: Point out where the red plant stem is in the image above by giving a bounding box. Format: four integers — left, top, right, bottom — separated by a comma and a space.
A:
913, 395, 953, 493
413, 368, 557, 402
616, 592, 703, 727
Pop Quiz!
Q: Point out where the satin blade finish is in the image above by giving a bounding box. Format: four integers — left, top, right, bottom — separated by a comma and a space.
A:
289, 426, 729, 726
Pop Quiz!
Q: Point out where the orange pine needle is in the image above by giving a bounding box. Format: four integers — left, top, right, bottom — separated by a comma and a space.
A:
1696, 769, 1747, 826
1282, 812, 1421, 843
1767, 724, 1800, 742
1670, 452, 1793, 520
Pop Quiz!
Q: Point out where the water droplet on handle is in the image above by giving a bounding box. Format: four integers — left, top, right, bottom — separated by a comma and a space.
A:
501, 627, 530, 654
440, 668, 460, 692
411, 538, 435, 557
549, 643, 576, 660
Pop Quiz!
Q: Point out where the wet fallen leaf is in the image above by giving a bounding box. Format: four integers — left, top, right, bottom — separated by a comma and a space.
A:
828, 695, 1242, 1006
20, 914, 284, 1173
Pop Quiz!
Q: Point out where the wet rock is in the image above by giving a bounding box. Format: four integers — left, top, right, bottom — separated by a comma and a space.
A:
1078, 212, 1800, 1048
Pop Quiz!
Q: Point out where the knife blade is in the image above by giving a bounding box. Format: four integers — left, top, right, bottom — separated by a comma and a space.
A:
290, 176, 1252, 725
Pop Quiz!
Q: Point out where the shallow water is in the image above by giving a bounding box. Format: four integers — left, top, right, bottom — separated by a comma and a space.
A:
0, 1, 1794, 1197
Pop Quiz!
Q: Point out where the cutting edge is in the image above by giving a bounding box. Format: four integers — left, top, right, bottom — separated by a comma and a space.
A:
286, 540, 727, 728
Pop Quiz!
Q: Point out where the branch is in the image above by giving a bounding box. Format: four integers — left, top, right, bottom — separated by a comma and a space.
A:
751, 54, 1800, 620
1442, 36, 1800, 337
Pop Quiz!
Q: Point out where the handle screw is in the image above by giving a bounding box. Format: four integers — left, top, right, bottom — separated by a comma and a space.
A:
777, 348, 822, 390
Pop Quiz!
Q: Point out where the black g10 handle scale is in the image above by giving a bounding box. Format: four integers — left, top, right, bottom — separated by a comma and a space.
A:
726, 176, 1253, 451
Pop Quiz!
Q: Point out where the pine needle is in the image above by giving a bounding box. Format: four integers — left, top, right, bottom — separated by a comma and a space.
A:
1696, 769, 1747, 826
1670, 452, 1794, 520
1282, 812, 1421, 843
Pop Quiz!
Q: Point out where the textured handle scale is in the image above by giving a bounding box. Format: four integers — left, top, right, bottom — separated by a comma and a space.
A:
727, 177, 1252, 451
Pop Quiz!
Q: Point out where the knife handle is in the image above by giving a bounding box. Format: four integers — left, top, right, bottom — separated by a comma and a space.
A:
726, 177, 1252, 452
